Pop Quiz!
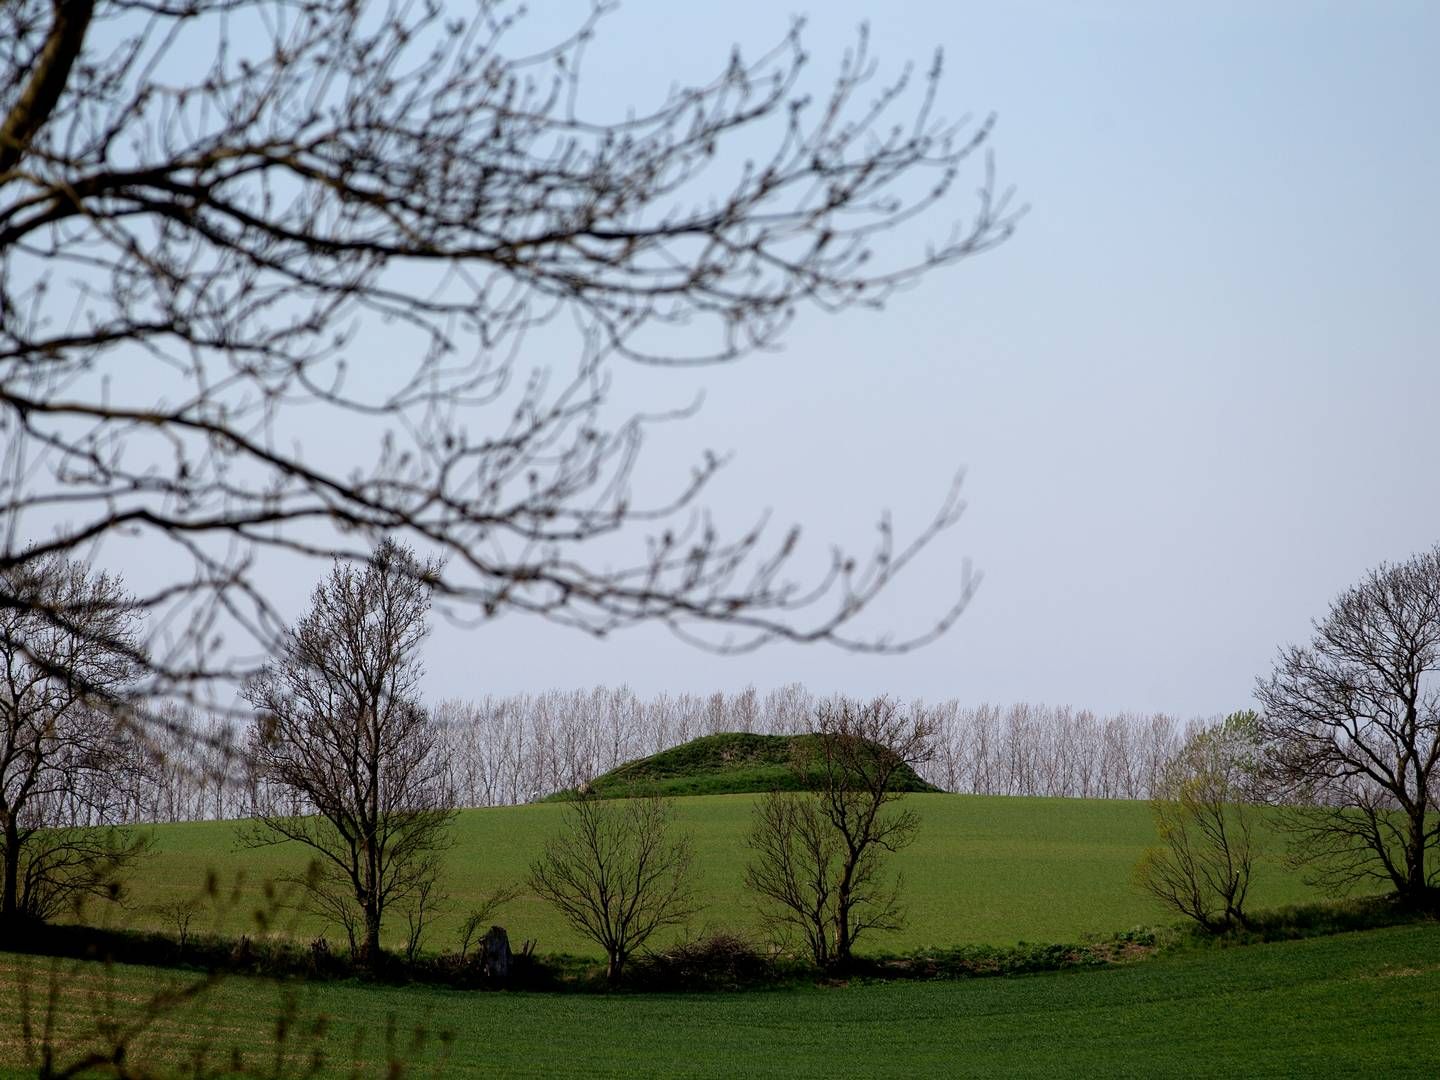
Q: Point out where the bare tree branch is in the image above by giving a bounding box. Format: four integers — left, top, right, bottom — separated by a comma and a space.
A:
0, 0, 1015, 724
744, 695, 932, 968
1256, 546, 1440, 907
528, 790, 698, 983
1134, 711, 1261, 932
242, 539, 457, 962
0, 551, 148, 925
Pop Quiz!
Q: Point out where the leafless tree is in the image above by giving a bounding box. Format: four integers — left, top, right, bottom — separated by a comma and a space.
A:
0, 553, 148, 925
1257, 547, 1440, 907
17, 683, 1215, 820
1134, 711, 1260, 932
244, 540, 456, 962
424, 688, 1203, 809
528, 791, 698, 984
1, 0, 1017, 728
744, 696, 933, 968
745, 791, 843, 968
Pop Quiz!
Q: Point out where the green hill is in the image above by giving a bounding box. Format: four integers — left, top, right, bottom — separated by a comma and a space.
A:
108, 792, 1360, 957
551, 732, 942, 799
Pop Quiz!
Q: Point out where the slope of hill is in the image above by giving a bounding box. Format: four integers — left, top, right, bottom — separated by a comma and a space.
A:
553, 732, 942, 799
81, 793, 1362, 956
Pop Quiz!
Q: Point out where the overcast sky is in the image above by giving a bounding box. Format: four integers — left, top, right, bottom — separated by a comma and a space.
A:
72, 0, 1435, 719
409, 0, 1440, 717
413, 0, 1440, 717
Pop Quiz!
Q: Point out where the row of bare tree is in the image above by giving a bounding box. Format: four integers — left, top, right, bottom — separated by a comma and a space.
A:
60, 693, 1217, 827
433, 693, 1212, 806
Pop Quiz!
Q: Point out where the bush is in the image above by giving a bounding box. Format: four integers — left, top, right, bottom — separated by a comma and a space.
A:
1179, 895, 1429, 948
629, 930, 772, 991
881, 941, 1112, 980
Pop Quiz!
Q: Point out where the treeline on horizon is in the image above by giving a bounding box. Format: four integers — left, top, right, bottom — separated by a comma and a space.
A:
50, 688, 1218, 827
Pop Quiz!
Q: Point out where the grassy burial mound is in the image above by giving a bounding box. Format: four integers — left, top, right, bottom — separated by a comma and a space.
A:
555, 732, 942, 799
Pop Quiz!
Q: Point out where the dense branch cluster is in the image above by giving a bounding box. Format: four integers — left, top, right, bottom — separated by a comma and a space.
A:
243, 539, 456, 960
1, 0, 1018, 711
0, 553, 149, 919
529, 792, 697, 983
745, 697, 932, 967
1134, 713, 1260, 932
1257, 547, 1440, 904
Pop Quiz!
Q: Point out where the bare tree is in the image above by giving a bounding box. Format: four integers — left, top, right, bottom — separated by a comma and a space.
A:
1134, 711, 1260, 932
0, 0, 1016, 726
244, 540, 456, 962
421, 688, 1204, 810
745, 790, 843, 968
58, 685, 1212, 817
529, 792, 698, 984
1257, 548, 1440, 907
745, 696, 933, 968
0, 553, 148, 925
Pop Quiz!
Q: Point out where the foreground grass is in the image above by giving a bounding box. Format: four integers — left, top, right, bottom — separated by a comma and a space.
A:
3, 923, 1437, 1078
111, 794, 1353, 957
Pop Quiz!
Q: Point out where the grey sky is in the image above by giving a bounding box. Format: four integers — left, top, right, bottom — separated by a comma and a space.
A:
48, 0, 1431, 719
410, 0, 1440, 716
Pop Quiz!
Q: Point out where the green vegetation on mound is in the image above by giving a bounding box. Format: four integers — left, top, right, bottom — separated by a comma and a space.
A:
549, 732, 941, 799
4, 923, 1437, 1078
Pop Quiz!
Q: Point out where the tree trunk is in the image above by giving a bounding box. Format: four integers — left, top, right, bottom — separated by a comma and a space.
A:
833, 876, 852, 967
1, 821, 18, 920
1404, 806, 1432, 907
362, 904, 383, 964
606, 950, 623, 984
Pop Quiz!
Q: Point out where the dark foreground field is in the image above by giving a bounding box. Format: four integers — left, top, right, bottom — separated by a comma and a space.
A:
3, 923, 1436, 1078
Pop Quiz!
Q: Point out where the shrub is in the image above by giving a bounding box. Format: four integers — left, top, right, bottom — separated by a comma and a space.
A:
630, 930, 771, 990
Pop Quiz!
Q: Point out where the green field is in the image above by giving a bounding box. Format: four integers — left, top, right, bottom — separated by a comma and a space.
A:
4, 923, 1437, 1078
105, 793, 1341, 957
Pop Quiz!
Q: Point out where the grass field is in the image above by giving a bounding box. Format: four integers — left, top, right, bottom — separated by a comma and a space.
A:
101, 793, 1345, 957
3, 922, 1437, 1078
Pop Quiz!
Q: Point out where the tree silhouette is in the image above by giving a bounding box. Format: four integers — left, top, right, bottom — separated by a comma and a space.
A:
0, 553, 148, 926
244, 540, 455, 962
1258, 548, 1440, 907
1, 0, 1016, 720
